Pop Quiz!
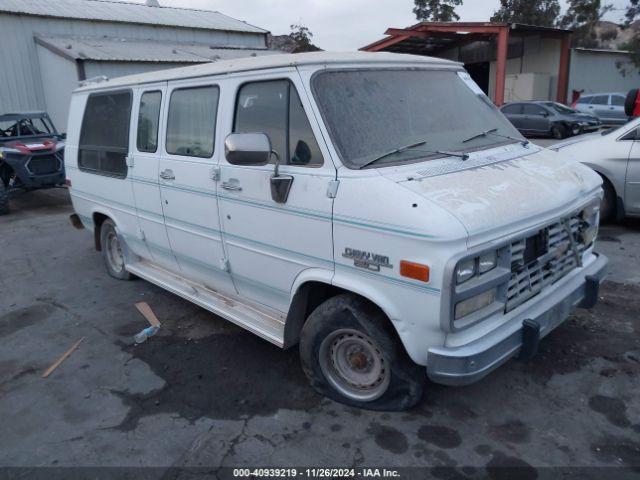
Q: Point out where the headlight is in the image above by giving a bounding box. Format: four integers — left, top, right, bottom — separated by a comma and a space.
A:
455, 258, 475, 284
0, 150, 4, 160
455, 249, 499, 284
478, 251, 497, 273
581, 199, 600, 245
455, 289, 497, 320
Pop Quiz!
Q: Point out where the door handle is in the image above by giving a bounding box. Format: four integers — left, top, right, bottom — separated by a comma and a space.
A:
221, 179, 242, 191
159, 169, 175, 180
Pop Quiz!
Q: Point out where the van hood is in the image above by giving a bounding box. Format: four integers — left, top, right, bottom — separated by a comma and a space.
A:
385, 147, 601, 243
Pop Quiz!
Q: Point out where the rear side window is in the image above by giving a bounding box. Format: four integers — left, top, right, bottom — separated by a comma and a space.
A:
577, 96, 591, 105
611, 95, 625, 106
137, 91, 162, 153
591, 95, 609, 105
233, 80, 323, 167
79, 90, 132, 178
501, 104, 522, 114
166, 86, 219, 158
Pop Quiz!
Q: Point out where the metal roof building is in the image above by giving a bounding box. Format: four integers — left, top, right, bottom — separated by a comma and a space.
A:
0, 0, 275, 128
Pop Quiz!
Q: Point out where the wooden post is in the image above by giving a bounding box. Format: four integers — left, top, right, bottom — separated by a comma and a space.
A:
495, 26, 509, 106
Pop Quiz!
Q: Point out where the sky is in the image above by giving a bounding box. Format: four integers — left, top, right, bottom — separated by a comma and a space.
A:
125, 0, 630, 51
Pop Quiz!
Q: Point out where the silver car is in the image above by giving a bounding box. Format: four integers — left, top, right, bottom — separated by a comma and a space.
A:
573, 92, 631, 126
552, 118, 640, 220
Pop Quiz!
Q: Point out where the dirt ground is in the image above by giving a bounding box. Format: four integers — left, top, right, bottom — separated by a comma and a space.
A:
0, 187, 639, 479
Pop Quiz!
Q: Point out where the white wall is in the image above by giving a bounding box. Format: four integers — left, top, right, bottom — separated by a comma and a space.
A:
83, 61, 189, 80
568, 49, 640, 98
35, 45, 79, 130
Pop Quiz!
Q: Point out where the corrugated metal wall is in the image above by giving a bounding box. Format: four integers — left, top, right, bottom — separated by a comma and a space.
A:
568, 49, 640, 97
0, 12, 266, 114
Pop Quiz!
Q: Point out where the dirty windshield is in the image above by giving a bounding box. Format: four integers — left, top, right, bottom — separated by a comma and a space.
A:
312, 69, 524, 169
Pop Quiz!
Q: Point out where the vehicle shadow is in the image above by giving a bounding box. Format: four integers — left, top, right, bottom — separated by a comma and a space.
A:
4, 187, 71, 217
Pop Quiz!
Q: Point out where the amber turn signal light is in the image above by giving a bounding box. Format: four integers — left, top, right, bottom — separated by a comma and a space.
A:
400, 261, 430, 282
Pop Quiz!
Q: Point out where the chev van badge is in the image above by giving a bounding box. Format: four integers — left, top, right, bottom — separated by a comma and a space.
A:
343, 248, 393, 272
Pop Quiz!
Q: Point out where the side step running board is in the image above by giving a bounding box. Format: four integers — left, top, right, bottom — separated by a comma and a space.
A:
126, 261, 286, 347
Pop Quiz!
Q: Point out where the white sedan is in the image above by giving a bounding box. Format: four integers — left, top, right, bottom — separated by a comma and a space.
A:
552, 119, 640, 221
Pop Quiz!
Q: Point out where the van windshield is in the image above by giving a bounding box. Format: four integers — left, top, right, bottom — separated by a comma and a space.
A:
312, 69, 524, 169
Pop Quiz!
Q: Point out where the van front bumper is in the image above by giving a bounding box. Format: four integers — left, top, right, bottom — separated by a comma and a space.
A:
426, 253, 608, 386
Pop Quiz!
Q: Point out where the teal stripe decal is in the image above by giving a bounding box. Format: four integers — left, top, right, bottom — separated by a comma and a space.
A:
73, 189, 440, 294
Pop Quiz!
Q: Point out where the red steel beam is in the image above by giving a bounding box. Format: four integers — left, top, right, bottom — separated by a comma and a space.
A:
556, 33, 572, 104
494, 26, 509, 106
386, 25, 503, 36
363, 34, 411, 52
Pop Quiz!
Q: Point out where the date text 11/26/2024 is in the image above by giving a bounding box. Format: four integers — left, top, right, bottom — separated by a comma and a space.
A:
233, 468, 401, 478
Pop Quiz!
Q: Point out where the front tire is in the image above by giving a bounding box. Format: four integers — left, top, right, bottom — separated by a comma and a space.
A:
100, 219, 132, 280
0, 181, 9, 215
599, 177, 616, 223
299, 294, 424, 411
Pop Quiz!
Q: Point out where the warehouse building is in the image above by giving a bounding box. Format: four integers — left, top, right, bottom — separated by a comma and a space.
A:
0, 0, 276, 129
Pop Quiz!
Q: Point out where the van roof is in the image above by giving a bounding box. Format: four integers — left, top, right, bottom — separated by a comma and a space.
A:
75, 52, 461, 92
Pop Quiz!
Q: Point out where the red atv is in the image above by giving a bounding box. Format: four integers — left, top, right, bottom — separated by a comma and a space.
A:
0, 112, 65, 214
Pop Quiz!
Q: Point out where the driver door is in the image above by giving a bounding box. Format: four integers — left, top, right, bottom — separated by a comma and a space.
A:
217, 72, 335, 312
626, 130, 640, 214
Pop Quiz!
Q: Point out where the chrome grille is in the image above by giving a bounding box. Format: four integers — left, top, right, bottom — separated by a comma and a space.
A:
506, 214, 586, 312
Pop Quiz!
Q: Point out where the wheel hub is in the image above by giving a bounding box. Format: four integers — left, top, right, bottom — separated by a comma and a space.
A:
319, 328, 391, 402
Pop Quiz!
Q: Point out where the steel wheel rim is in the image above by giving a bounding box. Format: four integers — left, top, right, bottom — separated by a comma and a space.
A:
106, 231, 124, 272
319, 328, 390, 402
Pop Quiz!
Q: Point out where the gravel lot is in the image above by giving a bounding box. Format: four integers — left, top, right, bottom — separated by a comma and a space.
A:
1, 145, 639, 477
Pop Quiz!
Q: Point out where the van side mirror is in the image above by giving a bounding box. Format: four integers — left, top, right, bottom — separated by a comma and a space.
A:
225, 133, 271, 166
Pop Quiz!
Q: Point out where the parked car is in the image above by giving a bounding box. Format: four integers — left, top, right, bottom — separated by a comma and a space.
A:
500, 101, 601, 139
552, 118, 640, 221
66, 52, 607, 410
0, 111, 65, 214
573, 92, 631, 126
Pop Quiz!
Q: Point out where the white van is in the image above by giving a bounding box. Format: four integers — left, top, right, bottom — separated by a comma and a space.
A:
66, 52, 607, 410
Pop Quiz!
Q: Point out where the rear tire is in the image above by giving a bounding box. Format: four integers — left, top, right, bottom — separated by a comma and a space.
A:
599, 176, 616, 223
100, 219, 132, 280
551, 125, 566, 139
0, 181, 9, 215
299, 294, 424, 411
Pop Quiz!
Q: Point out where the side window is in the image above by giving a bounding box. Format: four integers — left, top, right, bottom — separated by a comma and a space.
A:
289, 87, 323, 166
577, 96, 591, 105
233, 80, 323, 167
166, 86, 219, 158
611, 95, 625, 107
523, 104, 546, 116
620, 128, 638, 141
501, 104, 522, 114
137, 91, 162, 153
78, 90, 132, 178
591, 95, 609, 105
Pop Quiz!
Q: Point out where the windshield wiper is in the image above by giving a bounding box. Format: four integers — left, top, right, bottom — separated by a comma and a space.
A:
462, 128, 529, 147
411, 149, 469, 161
360, 140, 428, 169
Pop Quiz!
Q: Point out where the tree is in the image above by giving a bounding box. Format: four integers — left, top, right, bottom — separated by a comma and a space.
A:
560, 0, 613, 47
413, 0, 463, 22
619, 0, 640, 74
490, 0, 560, 27
287, 24, 321, 53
